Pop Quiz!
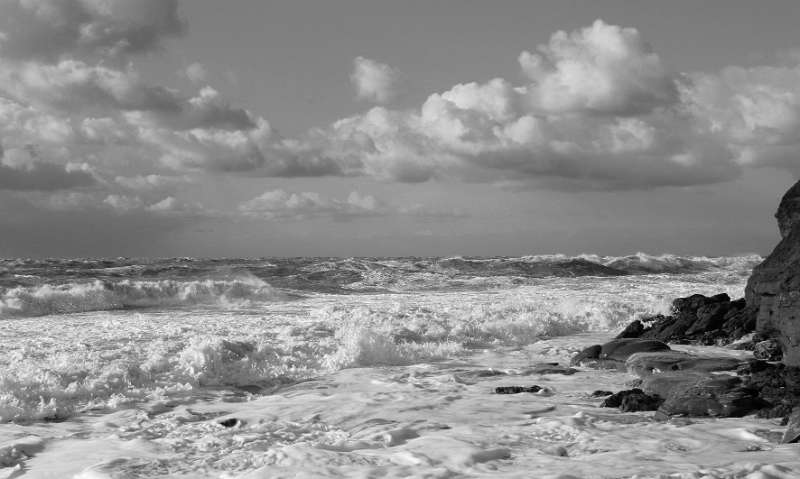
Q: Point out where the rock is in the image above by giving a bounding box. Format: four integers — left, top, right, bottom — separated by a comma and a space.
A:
219, 418, 240, 427
747, 180, 800, 366
616, 320, 644, 339
649, 374, 767, 419
616, 294, 754, 345
625, 351, 743, 377
753, 339, 783, 361
571, 339, 670, 369
599, 338, 670, 362
738, 360, 800, 417
600, 389, 663, 411
495, 386, 541, 394
590, 390, 614, 397
781, 408, 800, 443
522, 363, 578, 375
541, 445, 569, 457
570, 345, 601, 366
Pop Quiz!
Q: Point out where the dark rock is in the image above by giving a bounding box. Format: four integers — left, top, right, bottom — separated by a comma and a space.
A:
753, 339, 783, 361
617, 294, 755, 345
781, 408, 800, 443
219, 418, 240, 427
569, 345, 601, 366
616, 320, 645, 339
590, 390, 614, 397
599, 338, 670, 362
650, 374, 767, 419
739, 361, 800, 417
600, 388, 663, 411
523, 363, 578, 375
495, 386, 542, 394
747, 180, 800, 366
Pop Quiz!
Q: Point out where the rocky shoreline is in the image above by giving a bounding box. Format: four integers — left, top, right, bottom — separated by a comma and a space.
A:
565, 180, 800, 442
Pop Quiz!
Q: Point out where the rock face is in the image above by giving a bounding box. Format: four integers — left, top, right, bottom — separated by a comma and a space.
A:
747, 180, 800, 367
616, 294, 755, 345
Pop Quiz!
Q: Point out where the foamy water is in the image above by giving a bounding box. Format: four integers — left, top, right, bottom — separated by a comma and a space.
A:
0, 254, 796, 478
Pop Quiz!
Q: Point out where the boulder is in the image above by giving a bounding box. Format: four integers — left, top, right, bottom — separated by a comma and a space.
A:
625, 351, 743, 377
646, 374, 767, 419
746, 180, 800, 366
737, 360, 800, 418
600, 388, 663, 412
571, 339, 670, 369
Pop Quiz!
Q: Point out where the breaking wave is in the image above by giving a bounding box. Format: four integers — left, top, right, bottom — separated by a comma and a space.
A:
0, 277, 284, 317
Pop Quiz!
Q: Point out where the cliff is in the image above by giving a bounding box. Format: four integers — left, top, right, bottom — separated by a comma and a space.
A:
747, 180, 800, 366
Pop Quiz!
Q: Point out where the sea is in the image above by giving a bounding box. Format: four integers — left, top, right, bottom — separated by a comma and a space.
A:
0, 253, 797, 478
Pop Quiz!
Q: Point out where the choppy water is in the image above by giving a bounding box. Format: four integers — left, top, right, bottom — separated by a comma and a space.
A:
0, 253, 797, 478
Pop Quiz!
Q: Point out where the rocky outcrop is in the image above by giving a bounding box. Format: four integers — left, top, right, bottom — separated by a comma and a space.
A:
746, 180, 800, 367
616, 294, 755, 345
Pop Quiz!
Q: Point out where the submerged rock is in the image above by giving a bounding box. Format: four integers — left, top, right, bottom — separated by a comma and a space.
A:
495, 386, 541, 394
522, 363, 578, 375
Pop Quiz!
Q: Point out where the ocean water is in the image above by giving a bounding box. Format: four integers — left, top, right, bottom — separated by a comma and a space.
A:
0, 253, 797, 478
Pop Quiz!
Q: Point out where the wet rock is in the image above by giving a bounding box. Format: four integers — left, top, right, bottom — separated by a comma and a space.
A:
738, 360, 800, 418
541, 445, 569, 457
572, 339, 670, 369
219, 418, 240, 427
753, 339, 783, 361
600, 388, 662, 412
523, 363, 578, 375
569, 345, 601, 366
590, 390, 614, 397
495, 386, 542, 394
781, 408, 800, 443
649, 374, 767, 419
618, 294, 755, 345
625, 351, 743, 378
616, 320, 645, 339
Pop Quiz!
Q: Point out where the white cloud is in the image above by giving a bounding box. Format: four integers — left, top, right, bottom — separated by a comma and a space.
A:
351, 56, 401, 104
0, 144, 96, 191
238, 189, 383, 220
518, 20, 677, 115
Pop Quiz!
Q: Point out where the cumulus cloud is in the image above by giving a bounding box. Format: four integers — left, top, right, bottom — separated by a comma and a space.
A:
518, 20, 676, 115
303, 20, 800, 189
351, 56, 401, 104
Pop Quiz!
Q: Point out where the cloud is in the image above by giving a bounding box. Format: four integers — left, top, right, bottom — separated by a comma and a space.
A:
518, 20, 677, 115
305, 20, 800, 189
238, 189, 383, 220
0, 0, 184, 63
0, 144, 96, 190
351, 56, 401, 104
185, 62, 208, 84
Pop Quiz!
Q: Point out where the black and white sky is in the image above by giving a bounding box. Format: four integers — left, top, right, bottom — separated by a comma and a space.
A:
0, 0, 799, 257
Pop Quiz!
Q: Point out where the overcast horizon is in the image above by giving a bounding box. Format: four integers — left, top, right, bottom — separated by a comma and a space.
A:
1, 0, 799, 258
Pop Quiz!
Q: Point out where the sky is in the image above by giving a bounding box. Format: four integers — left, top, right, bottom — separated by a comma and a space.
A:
0, 0, 799, 258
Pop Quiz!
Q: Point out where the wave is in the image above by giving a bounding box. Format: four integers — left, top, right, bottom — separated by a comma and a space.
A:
0, 277, 284, 317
